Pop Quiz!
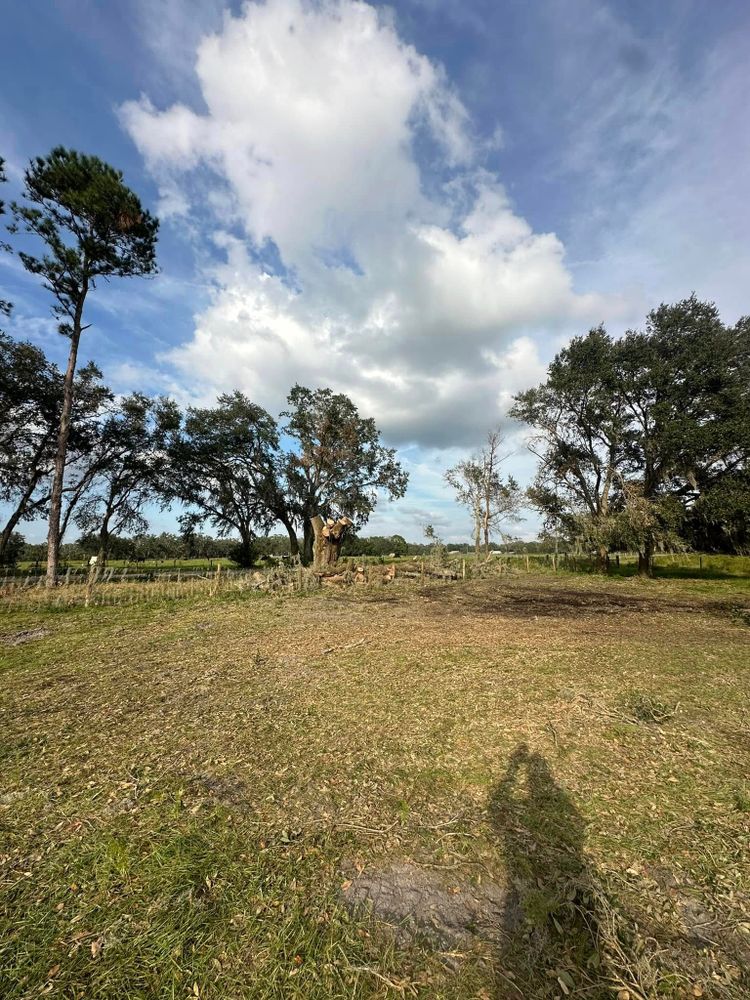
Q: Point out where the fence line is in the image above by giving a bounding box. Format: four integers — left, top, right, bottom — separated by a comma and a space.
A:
2, 552, 748, 613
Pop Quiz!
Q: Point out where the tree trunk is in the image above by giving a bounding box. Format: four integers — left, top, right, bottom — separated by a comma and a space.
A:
279, 514, 300, 559
474, 515, 481, 561
58, 473, 93, 548
597, 544, 610, 574
0, 521, 18, 566
237, 532, 254, 568
638, 535, 654, 576
302, 518, 315, 566
0, 478, 43, 564
311, 515, 352, 569
97, 523, 110, 570
46, 301, 85, 587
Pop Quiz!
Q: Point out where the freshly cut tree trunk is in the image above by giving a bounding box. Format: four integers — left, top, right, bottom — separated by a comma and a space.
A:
311, 515, 353, 569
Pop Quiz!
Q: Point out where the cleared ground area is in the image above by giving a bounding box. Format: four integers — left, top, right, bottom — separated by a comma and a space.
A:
1, 573, 749, 999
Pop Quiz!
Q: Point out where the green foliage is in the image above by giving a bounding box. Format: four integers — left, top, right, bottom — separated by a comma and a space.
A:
512, 299, 750, 569
10, 147, 158, 333
341, 533, 408, 557
167, 392, 283, 567
73, 394, 181, 560
0, 531, 24, 566
0, 333, 111, 558
0, 332, 60, 506
282, 385, 408, 563
511, 327, 628, 558
423, 523, 447, 566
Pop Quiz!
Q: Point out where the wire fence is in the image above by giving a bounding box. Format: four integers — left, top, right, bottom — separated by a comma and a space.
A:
2, 552, 747, 614
0, 566, 291, 612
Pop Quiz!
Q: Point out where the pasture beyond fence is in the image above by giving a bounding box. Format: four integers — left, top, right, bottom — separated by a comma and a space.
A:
1, 552, 748, 613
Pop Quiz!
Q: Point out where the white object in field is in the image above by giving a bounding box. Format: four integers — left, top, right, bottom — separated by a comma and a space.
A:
89, 555, 98, 566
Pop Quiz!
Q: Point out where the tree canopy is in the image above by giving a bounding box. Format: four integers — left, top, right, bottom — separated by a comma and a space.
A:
73, 394, 180, 565
167, 392, 283, 567
0, 334, 110, 563
281, 385, 408, 564
512, 297, 750, 571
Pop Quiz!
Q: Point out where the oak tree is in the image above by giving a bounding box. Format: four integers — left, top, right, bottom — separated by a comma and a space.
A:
167, 392, 284, 568
0, 334, 109, 563
281, 386, 408, 565
511, 328, 630, 571
73, 394, 180, 566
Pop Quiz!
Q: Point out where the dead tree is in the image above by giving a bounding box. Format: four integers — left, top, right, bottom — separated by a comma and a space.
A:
311, 515, 353, 569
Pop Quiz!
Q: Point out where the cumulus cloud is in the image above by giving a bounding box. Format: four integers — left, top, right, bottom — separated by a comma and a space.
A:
121, 0, 609, 447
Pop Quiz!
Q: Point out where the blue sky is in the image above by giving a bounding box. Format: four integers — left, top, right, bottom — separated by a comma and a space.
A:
2, 0, 749, 543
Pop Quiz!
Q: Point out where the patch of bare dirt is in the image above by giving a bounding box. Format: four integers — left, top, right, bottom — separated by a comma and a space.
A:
422, 583, 720, 620
342, 862, 519, 951
0, 627, 50, 646
186, 772, 253, 810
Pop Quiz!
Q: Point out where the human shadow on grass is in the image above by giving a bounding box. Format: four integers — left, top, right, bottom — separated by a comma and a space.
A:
489, 745, 632, 999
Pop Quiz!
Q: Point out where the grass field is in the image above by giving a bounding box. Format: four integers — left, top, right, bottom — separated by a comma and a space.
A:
1, 572, 749, 998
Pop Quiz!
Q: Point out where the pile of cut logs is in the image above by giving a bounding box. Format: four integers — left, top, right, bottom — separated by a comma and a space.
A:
318, 559, 458, 586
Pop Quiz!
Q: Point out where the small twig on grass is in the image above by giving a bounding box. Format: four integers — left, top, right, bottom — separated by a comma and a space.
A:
346, 965, 418, 995
493, 969, 524, 996
322, 638, 366, 655
334, 819, 400, 836
419, 813, 465, 831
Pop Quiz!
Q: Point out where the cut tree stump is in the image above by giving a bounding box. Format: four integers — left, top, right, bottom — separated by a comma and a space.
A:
311, 515, 353, 569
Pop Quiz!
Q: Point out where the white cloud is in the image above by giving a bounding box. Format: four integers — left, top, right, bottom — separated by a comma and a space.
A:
121, 0, 611, 448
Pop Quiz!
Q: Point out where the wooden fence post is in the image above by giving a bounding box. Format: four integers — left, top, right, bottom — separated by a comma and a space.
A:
84, 558, 100, 608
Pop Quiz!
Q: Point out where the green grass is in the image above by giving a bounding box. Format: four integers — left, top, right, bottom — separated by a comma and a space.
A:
1, 572, 749, 998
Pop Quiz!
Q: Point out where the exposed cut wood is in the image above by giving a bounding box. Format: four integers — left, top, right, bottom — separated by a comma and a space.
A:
311, 515, 353, 569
